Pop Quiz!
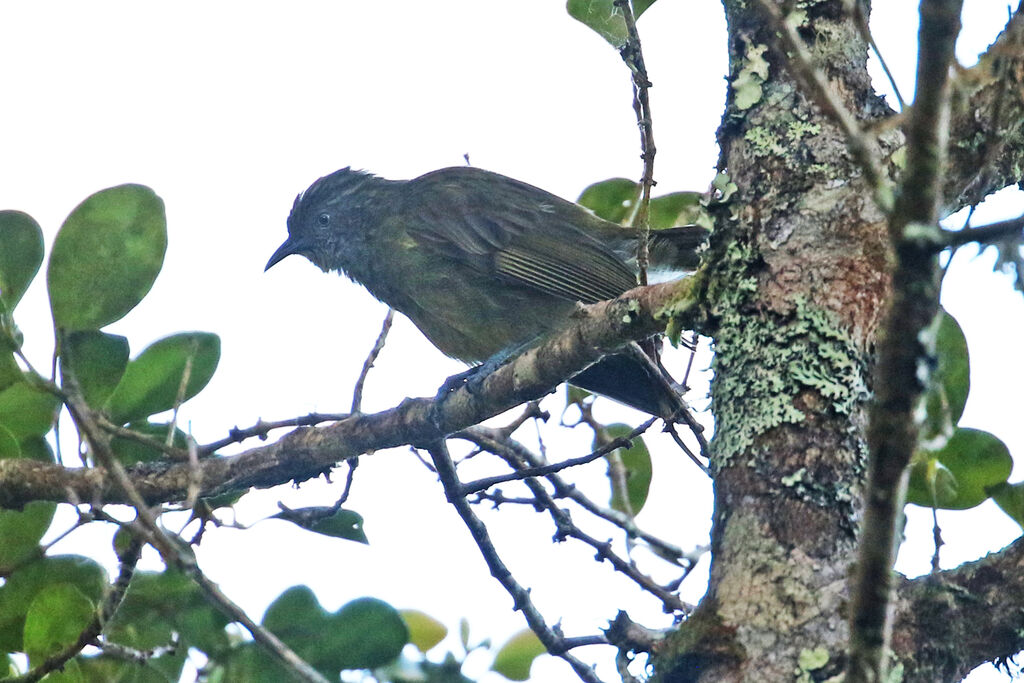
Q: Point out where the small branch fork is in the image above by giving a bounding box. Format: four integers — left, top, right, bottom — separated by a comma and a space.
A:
53, 362, 330, 683
424, 440, 606, 683
454, 425, 699, 613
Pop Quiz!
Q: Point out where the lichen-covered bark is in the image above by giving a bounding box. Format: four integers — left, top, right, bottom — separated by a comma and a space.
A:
654, 1, 893, 679
945, 8, 1024, 212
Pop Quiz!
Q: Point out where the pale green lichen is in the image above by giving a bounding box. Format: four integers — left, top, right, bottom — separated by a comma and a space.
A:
732, 43, 769, 111
744, 126, 785, 157
796, 646, 830, 681
780, 467, 808, 488
787, 120, 821, 142
710, 256, 869, 464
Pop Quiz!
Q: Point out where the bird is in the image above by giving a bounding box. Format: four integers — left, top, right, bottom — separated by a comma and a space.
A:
265, 166, 706, 418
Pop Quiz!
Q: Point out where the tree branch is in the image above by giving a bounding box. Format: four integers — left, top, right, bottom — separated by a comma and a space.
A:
944, 6, 1024, 211
892, 535, 1024, 682
0, 277, 701, 510
423, 440, 605, 683
847, 1, 964, 681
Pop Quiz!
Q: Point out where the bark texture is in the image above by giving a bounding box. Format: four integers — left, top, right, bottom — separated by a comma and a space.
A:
655, 0, 892, 679
650, 2, 1024, 681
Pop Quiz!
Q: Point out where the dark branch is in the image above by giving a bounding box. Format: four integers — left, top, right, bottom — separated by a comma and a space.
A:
424, 441, 605, 683
847, 1, 964, 681
941, 214, 1024, 249
892, 535, 1024, 682
944, 6, 1024, 211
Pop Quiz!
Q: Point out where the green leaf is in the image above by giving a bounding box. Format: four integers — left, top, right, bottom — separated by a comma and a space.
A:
263, 587, 408, 675
105, 332, 220, 424
0, 210, 44, 313
906, 428, 1012, 510
596, 423, 652, 516
991, 482, 1024, 530
111, 421, 189, 465
0, 380, 59, 440
491, 629, 545, 681
62, 331, 129, 408
271, 507, 368, 544
921, 310, 970, 440
0, 423, 19, 459
566, 384, 592, 408
24, 583, 95, 664
0, 501, 56, 569
566, 0, 656, 47
0, 554, 107, 653
649, 192, 704, 230
76, 653, 178, 683
577, 178, 638, 224
47, 184, 166, 331
108, 568, 230, 657
18, 435, 54, 463
212, 643, 279, 683
401, 609, 448, 653
0, 352, 21, 393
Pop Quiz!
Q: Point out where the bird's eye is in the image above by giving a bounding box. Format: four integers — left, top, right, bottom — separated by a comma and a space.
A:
317, 213, 330, 227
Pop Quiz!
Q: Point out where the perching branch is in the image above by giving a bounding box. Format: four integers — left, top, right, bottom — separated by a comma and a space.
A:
0, 277, 701, 510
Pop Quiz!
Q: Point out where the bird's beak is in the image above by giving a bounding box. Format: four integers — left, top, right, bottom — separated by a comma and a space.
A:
265, 236, 300, 271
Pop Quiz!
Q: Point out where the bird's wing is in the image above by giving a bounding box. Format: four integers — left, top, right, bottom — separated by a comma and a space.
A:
404, 167, 637, 304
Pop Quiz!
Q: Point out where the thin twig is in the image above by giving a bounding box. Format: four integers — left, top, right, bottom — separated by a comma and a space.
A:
94, 635, 179, 665
847, 0, 907, 109
200, 412, 349, 454
457, 426, 703, 568
459, 428, 698, 610
59, 365, 329, 683
424, 440, 605, 683
941, 214, 1024, 249
457, 417, 658, 497
351, 308, 394, 413
614, 0, 655, 285
167, 339, 196, 447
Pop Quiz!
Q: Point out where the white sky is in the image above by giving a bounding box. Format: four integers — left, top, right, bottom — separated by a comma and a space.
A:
1, 2, 1022, 681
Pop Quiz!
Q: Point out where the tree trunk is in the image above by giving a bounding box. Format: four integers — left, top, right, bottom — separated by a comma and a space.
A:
653, 2, 896, 679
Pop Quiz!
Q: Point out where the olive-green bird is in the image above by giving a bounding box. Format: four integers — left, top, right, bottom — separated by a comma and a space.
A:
265, 166, 706, 417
